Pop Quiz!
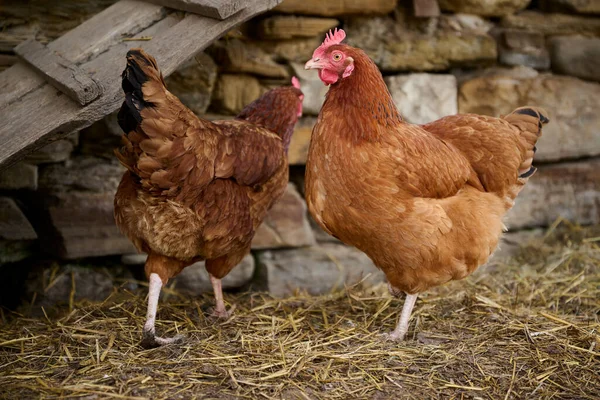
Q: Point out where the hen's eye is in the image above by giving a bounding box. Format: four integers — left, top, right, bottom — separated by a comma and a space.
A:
333, 53, 342, 61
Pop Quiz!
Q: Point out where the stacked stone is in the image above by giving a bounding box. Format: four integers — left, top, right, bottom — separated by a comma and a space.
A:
0, 0, 599, 305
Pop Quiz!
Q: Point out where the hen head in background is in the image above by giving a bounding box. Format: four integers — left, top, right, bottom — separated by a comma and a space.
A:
304, 28, 354, 85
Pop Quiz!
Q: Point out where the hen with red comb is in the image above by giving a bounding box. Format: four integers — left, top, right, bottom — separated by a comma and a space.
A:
303, 28, 548, 343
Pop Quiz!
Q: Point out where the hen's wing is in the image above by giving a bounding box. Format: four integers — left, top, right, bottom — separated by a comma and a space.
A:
422, 107, 547, 197
115, 49, 284, 205
384, 124, 482, 199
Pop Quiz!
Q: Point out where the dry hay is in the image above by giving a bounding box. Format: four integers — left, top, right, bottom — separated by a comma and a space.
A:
0, 221, 598, 399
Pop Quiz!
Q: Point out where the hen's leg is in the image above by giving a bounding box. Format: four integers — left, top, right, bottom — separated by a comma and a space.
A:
209, 274, 234, 319
141, 253, 187, 348
384, 293, 418, 341
205, 251, 248, 319
141, 273, 184, 348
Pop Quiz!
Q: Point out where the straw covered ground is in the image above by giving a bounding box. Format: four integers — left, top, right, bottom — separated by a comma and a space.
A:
0, 221, 599, 399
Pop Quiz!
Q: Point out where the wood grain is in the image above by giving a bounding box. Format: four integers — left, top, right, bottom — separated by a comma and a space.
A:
144, 0, 243, 20
0, 0, 283, 170
15, 39, 103, 106
0, 0, 165, 110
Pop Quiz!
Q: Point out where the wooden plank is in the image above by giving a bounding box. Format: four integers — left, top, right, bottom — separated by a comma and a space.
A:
0, 55, 17, 68
145, 0, 243, 20
413, 0, 440, 17
0, 0, 165, 110
0, 0, 282, 169
15, 39, 103, 106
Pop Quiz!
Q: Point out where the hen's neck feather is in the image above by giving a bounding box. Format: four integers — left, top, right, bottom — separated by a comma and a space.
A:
323, 50, 403, 143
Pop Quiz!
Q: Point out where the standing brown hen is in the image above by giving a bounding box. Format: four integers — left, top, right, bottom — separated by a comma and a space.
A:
304, 30, 548, 341
114, 49, 303, 347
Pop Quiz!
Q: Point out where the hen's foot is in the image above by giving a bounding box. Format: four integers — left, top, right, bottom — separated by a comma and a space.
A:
209, 304, 236, 320
141, 329, 185, 349
379, 330, 407, 342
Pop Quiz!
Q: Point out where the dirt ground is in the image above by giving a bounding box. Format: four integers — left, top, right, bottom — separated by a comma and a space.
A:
0, 223, 598, 399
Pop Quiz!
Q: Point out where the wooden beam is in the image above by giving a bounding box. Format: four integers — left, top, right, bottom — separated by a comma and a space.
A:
0, 55, 17, 68
0, 0, 166, 110
0, 0, 283, 170
145, 0, 244, 20
15, 39, 103, 106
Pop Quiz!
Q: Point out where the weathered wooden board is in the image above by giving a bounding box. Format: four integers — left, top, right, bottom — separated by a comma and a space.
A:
0, 0, 283, 170
145, 0, 244, 20
0, 0, 166, 110
0, 55, 17, 68
15, 39, 103, 106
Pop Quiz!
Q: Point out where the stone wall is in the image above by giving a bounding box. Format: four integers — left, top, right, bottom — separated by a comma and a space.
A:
1, 0, 599, 306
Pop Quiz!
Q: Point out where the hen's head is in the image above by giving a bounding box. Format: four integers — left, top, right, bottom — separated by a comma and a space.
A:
236, 77, 304, 150
305, 29, 354, 86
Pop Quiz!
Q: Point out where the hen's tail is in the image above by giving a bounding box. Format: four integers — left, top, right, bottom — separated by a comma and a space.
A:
115, 48, 203, 184
115, 49, 167, 173
501, 106, 549, 206
117, 48, 167, 136
503, 106, 549, 179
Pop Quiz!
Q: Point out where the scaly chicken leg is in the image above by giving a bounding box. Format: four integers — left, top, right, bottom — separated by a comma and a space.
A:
385, 293, 418, 341
141, 273, 184, 348
209, 274, 234, 319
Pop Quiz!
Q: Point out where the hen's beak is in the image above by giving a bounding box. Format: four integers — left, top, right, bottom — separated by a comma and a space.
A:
304, 58, 324, 70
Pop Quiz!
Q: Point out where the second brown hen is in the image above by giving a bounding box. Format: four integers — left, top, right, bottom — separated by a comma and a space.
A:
304, 29, 548, 341
114, 49, 303, 347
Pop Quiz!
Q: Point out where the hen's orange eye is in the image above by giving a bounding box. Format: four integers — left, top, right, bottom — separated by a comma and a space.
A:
333, 53, 342, 61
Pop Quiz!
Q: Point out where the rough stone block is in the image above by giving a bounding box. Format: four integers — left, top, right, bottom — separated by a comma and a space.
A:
290, 63, 328, 116
540, 0, 600, 14
38, 191, 136, 259
121, 253, 255, 293
288, 117, 316, 165
502, 11, 600, 36
256, 37, 321, 64
38, 156, 125, 193
274, 0, 397, 16
256, 243, 385, 297
25, 264, 135, 307
550, 36, 600, 82
209, 39, 289, 79
459, 67, 600, 161
438, 0, 530, 16
257, 16, 339, 39
174, 254, 255, 294
252, 183, 316, 249
165, 52, 218, 115
345, 15, 496, 72
507, 158, 600, 229
0, 162, 38, 190
385, 73, 457, 124
499, 30, 550, 70
212, 74, 263, 114
24, 139, 74, 164
0, 197, 37, 241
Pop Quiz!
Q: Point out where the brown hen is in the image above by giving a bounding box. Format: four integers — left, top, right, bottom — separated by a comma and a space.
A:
304, 29, 548, 341
114, 49, 303, 347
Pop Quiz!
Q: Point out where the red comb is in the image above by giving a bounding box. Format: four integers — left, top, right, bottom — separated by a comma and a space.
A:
291, 76, 300, 89
313, 28, 346, 58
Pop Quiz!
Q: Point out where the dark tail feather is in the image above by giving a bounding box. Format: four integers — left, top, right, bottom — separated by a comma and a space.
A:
519, 166, 537, 179
117, 48, 163, 134
513, 107, 550, 125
